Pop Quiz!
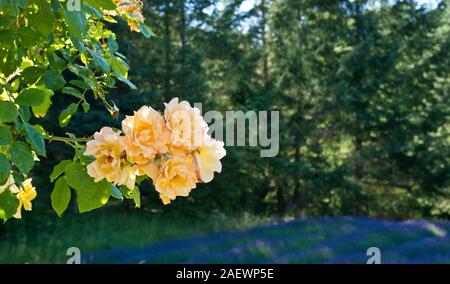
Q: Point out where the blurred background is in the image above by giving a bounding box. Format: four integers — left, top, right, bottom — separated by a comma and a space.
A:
1, 0, 449, 263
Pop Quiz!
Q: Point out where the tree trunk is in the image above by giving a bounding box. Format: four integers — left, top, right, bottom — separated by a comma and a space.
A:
293, 134, 301, 210
179, 0, 187, 90
261, 0, 269, 90
163, 0, 172, 101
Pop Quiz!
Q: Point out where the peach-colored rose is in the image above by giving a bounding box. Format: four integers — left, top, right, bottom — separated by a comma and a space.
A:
194, 136, 226, 183
164, 98, 207, 151
114, 165, 138, 191
122, 106, 171, 165
137, 161, 160, 180
153, 155, 198, 205
11, 178, 36, 219
85, 127, 136, 189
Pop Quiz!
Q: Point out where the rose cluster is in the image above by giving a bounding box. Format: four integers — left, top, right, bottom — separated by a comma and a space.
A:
84, 98, 226, 205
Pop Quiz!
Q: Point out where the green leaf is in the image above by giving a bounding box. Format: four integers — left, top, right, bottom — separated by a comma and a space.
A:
29, 0, 55, 36
24, 123, 46, 156
0, 17, 9, 27
0, 154, 11, 186
16, 0, 28, 9
110, 57, 129, 76
31, 88, 53, 118
108, 34, 118, 55
17, 27, 43, 48
113, 70, 137, 90
0, 101, 18, 122
119, 186, 133, 199
84, 0, 116, 11
0, 0, 29, 17
62, 87, 83, 99
132, 186, 141, 208
111, 185, 124, 200
137, 23, 154, 38
82, 101, 90, 113
0, 126, 13, 145
64, 9, 87, 40
64, 162, 85, 190
83, 4, 102, 19
0, 189, 19, 222
44, 70, 66, 91
21, 66, 45, 86
10, 141, 34, 174
59, 103, 78, 128
19, 106, 31, 122
0, 30, 15, 47
87, 48, 110, 73
51, 177, 71, 217
69, 80, 91, 90
16, 88, 47, 107
50, 160, 72, 182
70, 36, 85, 52
0, 50, 15, 75
47, 52, 67, 71
65, 162, 111, 213
68, 64, 90, 78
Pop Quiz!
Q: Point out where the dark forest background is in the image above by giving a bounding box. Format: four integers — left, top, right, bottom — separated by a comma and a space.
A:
27, 0, 450, 220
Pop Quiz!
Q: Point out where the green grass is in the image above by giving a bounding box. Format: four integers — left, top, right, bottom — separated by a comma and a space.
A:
0, 209, 269, 264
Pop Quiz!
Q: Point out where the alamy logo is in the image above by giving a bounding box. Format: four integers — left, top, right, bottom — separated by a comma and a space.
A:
66, 247, 81, 264
366, 247, 381, 264
195, 103, 280, 158
67, 0, 81, 11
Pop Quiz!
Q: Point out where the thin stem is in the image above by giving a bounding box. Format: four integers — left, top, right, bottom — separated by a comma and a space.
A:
44, 135, 90, 144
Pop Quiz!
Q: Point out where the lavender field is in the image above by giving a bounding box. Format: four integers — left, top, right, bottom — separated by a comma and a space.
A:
86, 217, 450, 264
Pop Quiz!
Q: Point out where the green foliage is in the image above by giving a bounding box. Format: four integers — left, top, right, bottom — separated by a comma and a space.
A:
0, 126, 13, 145
64, 162, 111, 213
132, 187, 141, 208
51, 177, 71, 217
44, 70, 66, 91
0, 101, 18, 122
10, 141, 34, 174
0, 154, 11, 185
15, 88, 47, 107
63, 9, 87, 40
58, 103, 78, 127
111, 185, 124, 201
49, 160, 71, 182
0, 0, 145, 221
0, 189, 19, 222
24, 123, 46, 156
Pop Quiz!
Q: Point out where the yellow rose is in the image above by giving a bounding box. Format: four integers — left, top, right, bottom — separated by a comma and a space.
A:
194, 136, 226, 183
122, 106, 171, 165
11, 179, 37, 219
153, 155, 198, 205
164, 98, 207, 151
85, 127, 136, 189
